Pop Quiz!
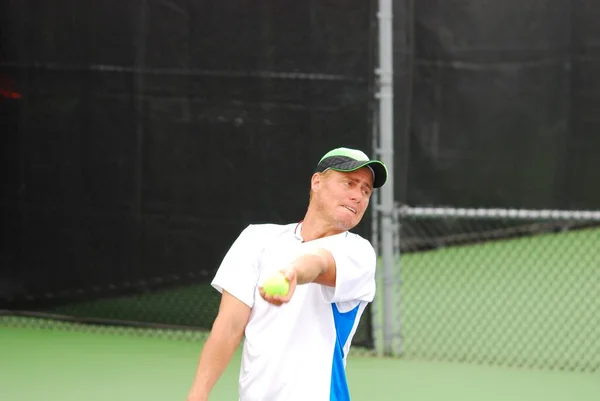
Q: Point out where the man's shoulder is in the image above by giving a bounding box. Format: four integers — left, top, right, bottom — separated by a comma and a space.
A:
317, 230, 376, 258
344, 231, 375, 247
242, 222, 297, 238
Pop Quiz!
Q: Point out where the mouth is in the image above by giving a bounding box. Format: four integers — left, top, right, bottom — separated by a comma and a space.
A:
342, 205, 357, 215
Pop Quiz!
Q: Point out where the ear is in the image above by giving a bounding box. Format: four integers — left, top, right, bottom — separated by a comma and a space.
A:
310, 172, 322, 192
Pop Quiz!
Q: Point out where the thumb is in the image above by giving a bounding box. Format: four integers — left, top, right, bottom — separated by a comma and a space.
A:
283, 268, 296, 282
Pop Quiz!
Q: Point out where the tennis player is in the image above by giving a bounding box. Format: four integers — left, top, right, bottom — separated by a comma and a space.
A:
186, 147, 388, 401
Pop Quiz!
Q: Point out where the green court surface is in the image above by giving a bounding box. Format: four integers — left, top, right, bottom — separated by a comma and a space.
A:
1, 324, 598, 401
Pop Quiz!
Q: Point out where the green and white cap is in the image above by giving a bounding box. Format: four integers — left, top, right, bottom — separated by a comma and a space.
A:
315, 147, 388, 188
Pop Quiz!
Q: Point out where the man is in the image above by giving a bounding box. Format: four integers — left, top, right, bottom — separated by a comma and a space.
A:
187, 147, 388, 401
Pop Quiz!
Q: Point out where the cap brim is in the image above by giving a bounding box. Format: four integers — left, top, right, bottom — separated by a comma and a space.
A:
328, 160, 388, 188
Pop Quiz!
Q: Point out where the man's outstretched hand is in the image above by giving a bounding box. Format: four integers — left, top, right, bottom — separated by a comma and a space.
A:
259, 269, 297, 306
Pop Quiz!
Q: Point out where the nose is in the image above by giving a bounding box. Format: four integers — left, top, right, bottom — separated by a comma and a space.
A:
349, 188, 363, 203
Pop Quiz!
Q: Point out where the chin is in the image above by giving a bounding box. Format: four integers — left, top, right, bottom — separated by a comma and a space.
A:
333, 217, 357, 231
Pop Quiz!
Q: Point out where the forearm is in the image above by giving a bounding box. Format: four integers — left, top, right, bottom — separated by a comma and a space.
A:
187, 319, 244, 400
290, 248, 333, 285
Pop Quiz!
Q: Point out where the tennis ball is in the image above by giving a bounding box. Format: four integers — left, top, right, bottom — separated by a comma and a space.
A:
262, 272, 289, 296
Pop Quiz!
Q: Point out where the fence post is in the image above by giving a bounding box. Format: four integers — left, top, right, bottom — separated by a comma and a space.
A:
376, 0, 395, 356
393, 202, 403, 355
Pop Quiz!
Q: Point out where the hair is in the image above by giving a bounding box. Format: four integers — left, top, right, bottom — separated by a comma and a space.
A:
308, 169, 335, 202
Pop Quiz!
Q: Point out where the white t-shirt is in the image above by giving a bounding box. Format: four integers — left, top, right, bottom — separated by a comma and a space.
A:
211, 222, 377, 401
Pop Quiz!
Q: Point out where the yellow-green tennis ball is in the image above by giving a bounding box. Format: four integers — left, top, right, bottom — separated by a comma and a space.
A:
263, 272, 289, 296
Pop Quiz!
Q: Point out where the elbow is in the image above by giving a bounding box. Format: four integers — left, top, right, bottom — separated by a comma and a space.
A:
211, 314, 246, 344
314, 249, 336, 287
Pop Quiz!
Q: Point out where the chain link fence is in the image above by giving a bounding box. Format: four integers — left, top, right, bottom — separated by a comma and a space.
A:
0, 283, 220, 343
1, 279, 374, 353
1, 281, 374, 354
391, 206, 599, 373
3, 206, 598, 368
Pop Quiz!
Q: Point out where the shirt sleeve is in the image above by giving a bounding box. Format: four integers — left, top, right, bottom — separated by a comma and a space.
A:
320, 236, 377, 304
211, 224, 262, 308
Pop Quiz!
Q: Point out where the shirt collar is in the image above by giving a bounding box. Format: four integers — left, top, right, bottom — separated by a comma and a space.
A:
293, 220, 350, 242
294, 221, 304, 242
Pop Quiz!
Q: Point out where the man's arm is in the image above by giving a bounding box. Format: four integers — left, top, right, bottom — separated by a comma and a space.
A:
259, 248, 336, 306
187, 290, 251, 401
260, 240, 376, 306
292, 248, 336, 286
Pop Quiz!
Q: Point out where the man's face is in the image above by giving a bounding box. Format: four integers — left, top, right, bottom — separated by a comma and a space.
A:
311, 167, 374, 231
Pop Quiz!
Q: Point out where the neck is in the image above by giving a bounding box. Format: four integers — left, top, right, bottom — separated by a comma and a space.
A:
299, 208, 346, 242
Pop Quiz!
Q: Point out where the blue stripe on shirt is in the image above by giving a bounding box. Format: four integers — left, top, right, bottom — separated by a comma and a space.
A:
330, 303, 360, 401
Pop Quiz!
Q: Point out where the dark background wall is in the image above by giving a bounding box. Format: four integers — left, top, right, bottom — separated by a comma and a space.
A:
0, 1, 375, 309
393, 0, 600, 209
